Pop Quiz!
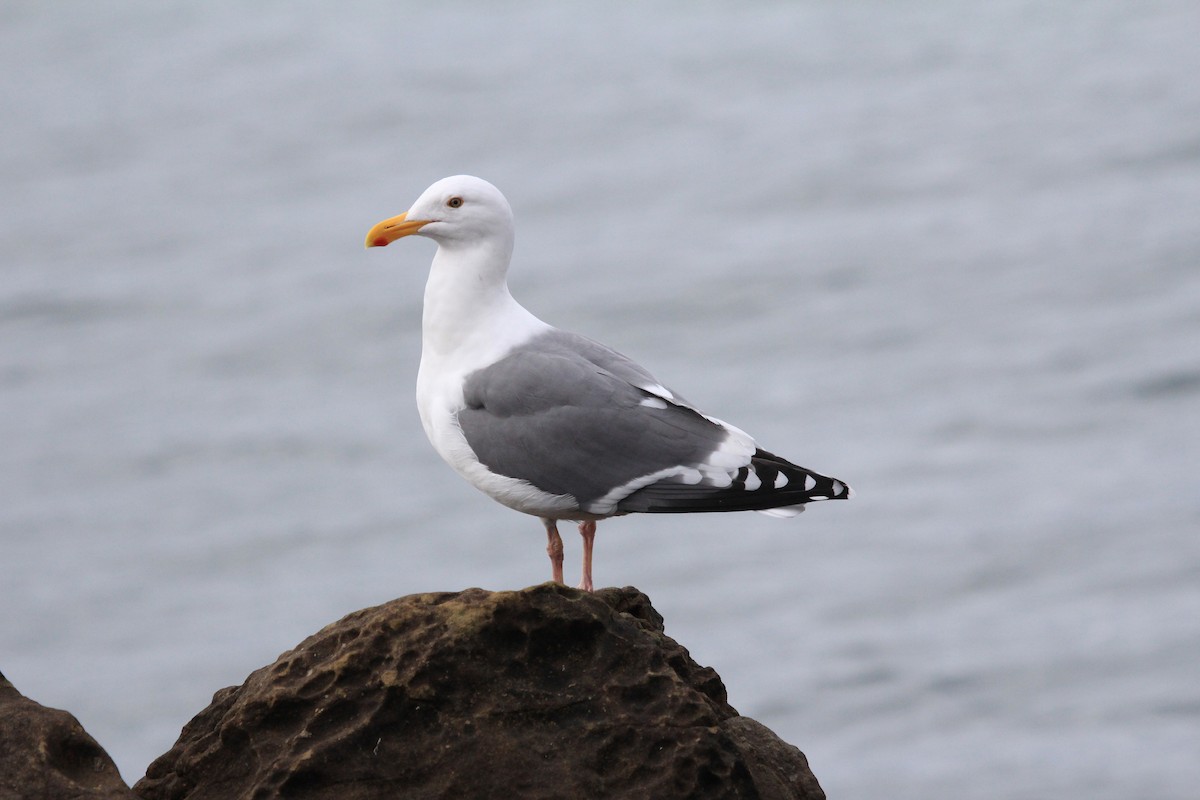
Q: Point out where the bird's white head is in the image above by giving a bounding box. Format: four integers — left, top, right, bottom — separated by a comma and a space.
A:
365, 175, 514, 250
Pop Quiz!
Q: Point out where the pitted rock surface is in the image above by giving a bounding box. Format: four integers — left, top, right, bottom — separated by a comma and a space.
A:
134, 584, 823, 800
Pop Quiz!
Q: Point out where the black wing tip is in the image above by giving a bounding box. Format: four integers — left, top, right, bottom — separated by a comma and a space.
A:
616, 451, 852, 514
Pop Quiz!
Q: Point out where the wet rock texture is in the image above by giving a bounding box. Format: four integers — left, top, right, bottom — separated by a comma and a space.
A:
134, 584, 823, 800
0, 671, 137, 800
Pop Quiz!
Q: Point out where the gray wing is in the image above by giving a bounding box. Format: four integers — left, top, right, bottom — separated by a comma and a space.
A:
457, 329, 853, 516
457, 330, 729, 512
532, 329, 690, 405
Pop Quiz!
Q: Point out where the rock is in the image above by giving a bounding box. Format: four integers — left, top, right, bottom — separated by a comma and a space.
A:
0, 670, 137, 800
135, 584, 824, 800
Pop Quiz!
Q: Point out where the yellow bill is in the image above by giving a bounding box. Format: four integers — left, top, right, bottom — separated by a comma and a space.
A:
365, 212, 432, 248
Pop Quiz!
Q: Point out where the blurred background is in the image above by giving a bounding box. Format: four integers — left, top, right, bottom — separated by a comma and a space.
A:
2, 1, 1197, 796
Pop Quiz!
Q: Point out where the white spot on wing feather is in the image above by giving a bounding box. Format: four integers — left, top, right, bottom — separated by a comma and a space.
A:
640, 384, 675, 402
743, 467, 761, 491
700, 467, 734, 488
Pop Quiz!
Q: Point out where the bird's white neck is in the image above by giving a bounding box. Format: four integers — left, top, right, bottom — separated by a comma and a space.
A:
420, 238, 546, 367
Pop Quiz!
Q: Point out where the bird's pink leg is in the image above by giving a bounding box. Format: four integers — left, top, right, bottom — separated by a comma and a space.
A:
542, 518, 564, 585
577, 520, 596, 592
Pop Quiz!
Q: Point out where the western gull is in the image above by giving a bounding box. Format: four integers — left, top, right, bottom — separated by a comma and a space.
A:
365, 175, 852, 591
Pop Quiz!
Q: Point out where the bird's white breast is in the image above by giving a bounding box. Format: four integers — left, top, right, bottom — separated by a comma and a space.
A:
415, 307, 580, 520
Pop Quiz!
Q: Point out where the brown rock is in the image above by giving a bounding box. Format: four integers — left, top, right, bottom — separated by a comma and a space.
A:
135, 584, 824, 800
0, 670, 137, 800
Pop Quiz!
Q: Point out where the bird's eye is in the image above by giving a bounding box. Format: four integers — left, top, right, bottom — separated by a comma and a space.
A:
447, 196, 464, 208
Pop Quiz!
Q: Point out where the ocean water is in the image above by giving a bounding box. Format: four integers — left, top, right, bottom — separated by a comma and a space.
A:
2, 2, 1198, 796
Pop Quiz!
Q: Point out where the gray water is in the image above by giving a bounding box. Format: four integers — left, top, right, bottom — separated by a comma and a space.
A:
3, 2, 1198, 796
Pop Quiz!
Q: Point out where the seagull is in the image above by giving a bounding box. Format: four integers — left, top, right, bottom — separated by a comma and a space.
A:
365, 175, 851, 591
